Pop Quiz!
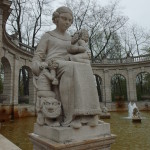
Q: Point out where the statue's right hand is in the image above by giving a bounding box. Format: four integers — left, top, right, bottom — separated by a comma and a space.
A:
40, 62, 48, 70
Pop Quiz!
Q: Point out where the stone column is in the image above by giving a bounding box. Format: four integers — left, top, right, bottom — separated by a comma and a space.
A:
0, 9, 3, 59
12, 55, 20, 104
127, 68, 137, 101
103, 69, 111, 103
29, 75, 36, 104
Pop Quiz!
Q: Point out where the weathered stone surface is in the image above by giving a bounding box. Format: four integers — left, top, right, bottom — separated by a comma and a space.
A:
34, 123, 111, 143
29, 133, 116, 150
0, 134, 21, 150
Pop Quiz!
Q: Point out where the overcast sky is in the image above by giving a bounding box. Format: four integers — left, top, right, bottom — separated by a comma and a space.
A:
52, 0, 150, 30
118, 0, 150, 29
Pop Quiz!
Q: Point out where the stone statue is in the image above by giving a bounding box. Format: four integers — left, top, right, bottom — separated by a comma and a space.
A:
33, 61, 61, 126
68, 29, 90, 64
100, 106, 110, 119
132, 107, 141, 119
101, 106, 108, 114
32, 6, 101, 129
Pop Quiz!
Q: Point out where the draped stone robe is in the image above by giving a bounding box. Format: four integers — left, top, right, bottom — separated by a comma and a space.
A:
32, 30, 101, 126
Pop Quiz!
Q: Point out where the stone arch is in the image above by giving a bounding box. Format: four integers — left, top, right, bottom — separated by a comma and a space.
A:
94, 74, 102, 102
134, 69, 150, 79
136, 71, 150, 101
109, 71, 127, 81
111, 74, 127, 102
18, 65, 34, 104
1, 57, 12, 103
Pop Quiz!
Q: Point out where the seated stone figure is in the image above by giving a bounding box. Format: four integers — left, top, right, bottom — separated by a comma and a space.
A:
32, 6, 101, 129
68, 29, 90, 64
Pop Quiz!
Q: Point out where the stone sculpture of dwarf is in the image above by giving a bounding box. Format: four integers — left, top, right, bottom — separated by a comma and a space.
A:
33, 60, 61, 127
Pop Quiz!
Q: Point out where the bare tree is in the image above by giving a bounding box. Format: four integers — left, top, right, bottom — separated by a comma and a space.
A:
65, 0, 128, 62
6, 0, 54, 97
6, 0, 53, 47
7, 0, 27, 43
120, 24, 150, 56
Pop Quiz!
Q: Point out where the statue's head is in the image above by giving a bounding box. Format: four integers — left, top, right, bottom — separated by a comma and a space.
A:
71, 29, 89, 44
47, 59, 59, 69
41, 97, 61, 118
80, 29, 89, 42
52, 6, 73, 25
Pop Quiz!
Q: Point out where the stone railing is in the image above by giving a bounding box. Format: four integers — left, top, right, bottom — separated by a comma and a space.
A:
132, 54, 150, 62
93, 54, 150, 64
19, 42, 35, 54
6, 32, 35, 54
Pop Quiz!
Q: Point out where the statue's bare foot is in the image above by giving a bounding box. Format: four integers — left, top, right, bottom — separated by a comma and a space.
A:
71, 118, 82, 129
88, 115, 99, 127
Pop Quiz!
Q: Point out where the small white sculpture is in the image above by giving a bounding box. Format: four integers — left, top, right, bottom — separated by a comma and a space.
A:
132, 107, 141, 119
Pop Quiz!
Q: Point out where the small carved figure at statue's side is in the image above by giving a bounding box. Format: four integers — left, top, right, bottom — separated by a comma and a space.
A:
68, 29, 91, 64
33, 62, 61, 127
47, 59, 59, 85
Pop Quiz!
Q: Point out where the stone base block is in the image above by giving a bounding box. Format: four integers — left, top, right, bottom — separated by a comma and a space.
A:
100, 113, 111, 119
29, 133, 116, 150
0, 134, 21, 150
29, 123, 116, 150
33, 123, 111, 143
132, 118, 141, 123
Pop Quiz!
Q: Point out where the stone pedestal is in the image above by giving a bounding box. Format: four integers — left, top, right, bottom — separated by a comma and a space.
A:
29, 123, 116, 150
100, 113, 111, 119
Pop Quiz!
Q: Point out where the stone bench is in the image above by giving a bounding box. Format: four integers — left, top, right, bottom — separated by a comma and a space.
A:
0, 134, 21, 150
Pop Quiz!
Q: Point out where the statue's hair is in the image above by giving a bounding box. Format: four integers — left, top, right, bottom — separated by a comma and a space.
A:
52, 6, 73, 24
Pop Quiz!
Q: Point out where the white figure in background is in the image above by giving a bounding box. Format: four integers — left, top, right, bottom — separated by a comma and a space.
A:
128, 102, 133, 118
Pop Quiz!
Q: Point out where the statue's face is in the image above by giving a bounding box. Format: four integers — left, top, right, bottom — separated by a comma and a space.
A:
42, 98, 61, 118
81, 32, 89, 43
57, 13, 73, 32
